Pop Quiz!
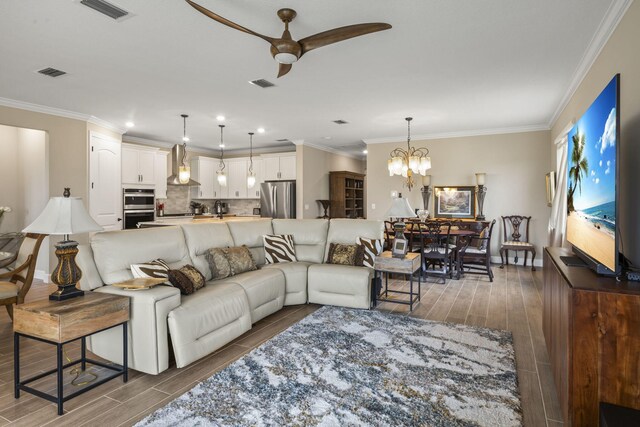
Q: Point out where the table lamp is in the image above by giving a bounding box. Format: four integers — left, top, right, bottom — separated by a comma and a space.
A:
384, 193, 417, 258
23, 188, 102, 301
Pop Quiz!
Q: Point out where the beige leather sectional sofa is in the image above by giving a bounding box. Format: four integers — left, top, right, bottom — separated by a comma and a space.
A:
76, 218, 383, 375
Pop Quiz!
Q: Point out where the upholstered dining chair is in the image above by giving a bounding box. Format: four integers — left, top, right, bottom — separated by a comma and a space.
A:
458, 220, 497, 281
0, 233, 46, 320
500, 215, 536, 271
418, 220, 454, 284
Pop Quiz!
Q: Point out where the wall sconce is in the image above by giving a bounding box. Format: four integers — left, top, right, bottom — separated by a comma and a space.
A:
475, 173, 487, 221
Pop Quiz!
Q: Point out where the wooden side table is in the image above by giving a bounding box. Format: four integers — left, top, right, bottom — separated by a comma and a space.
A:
373, 251, 421, 311
13, 292, 129, 415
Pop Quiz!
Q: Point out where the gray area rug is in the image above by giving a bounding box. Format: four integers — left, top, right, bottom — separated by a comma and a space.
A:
137, 306, 522, 426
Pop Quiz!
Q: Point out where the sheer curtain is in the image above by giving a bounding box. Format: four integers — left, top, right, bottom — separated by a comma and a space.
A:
548, 122, 574, 247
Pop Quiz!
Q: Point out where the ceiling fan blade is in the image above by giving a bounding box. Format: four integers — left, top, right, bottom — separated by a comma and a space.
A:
299, 23, 391, 55
277, 63, 292, 78
185, 0, 275, 44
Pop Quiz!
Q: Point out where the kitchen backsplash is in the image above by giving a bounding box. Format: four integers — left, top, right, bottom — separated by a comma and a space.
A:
161, 186, 260, 215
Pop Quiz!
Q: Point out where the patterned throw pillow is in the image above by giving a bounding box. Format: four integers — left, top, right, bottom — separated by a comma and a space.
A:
167, 264, 206, 295
205, 248, 232, 280
222, 246, 257, 276
357, 237, 383, 268
263, 235, 297, 264
130, 259, 170, 280
327, 243, 365, 266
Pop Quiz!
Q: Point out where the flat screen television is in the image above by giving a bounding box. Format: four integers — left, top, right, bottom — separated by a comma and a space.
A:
565, 74, 620, 275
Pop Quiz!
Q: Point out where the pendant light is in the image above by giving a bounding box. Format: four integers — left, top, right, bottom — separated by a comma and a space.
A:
178, 114, 191, 184
247, 132, 256, 189
217, 124, 227, 186
387, 117, 431, 191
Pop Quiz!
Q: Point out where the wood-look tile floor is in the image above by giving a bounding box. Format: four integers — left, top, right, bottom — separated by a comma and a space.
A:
0, 264, 561, 426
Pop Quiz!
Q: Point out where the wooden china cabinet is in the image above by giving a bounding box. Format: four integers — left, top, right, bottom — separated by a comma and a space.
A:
329, 171, 366, 219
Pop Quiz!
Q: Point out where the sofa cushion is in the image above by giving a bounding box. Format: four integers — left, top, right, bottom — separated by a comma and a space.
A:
261, 261, 311, 305
205, 248, 232, 280
168, 282, 251, 368
307, 264, 373, 309
181, 223, 235, 281
272, 219, 328, 264
263, 234, 297, 264
326, 243, 365, 266
223, 246, 258, 275
227, 219, 274, 266
325, 219, 384, 261
167, 264, 206, 295
91, 226, 192, 285
225, 269, 285, 323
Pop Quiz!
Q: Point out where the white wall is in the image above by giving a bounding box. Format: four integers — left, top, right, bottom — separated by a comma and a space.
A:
366, 130, 551, 265
0, 125, 19, 233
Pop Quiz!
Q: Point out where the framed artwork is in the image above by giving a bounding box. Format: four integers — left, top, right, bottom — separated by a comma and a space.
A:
545, 171, 556, 207
434, 186, 476, 219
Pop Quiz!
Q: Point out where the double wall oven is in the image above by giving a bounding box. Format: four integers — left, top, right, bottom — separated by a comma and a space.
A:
123, 188, 155, 229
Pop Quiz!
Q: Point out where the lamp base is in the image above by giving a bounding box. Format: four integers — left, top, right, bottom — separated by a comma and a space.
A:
392, 223, 409, 258
49, 285, 84, 301
49, 239, 85, 301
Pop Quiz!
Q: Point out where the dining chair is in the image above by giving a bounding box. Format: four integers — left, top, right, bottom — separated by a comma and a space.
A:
383, 220, 396, 251
458, 219, 496, 281
0, 233, 46, 320
418, 220, 454, 284
500, 215, 536, 270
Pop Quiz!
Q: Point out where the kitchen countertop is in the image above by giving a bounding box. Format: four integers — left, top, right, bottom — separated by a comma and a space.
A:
138, 215, 266, 227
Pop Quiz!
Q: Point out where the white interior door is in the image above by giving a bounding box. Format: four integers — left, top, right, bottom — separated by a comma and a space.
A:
90, 132, 122, 231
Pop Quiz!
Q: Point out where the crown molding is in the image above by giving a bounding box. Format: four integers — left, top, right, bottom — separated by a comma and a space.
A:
363, 124, 550, 145
0, 96, 126, 134
547, 0, 633, 128
299, 141, 363, 160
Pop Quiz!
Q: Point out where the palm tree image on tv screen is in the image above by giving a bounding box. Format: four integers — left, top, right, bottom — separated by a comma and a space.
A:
566, 75, 618, 272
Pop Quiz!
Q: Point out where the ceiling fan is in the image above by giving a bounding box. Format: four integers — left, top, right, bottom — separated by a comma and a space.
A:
185, 0, 392, 78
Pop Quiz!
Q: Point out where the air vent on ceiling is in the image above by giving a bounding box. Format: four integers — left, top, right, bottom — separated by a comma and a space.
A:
276, 139, 291, 143
249, 79, 275, 88
37, 67, 67, 77
333, 120, 349, 125
80, 0, 128, 20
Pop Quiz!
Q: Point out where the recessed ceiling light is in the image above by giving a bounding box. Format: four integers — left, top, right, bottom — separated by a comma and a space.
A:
182, 136, 190, 142
216, 115, 225, 122
257, 128, 265, 134
219, 144, 225, 148
362, 149, 368, 154
323, 136, 332, 140
125, 121, 135, 128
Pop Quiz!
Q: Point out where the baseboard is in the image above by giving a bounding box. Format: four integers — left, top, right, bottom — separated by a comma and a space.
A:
34, 270, 50, 283
490, 256, 543, 268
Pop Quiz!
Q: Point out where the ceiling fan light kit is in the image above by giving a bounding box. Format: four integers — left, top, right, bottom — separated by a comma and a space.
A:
185, 0, 391, 78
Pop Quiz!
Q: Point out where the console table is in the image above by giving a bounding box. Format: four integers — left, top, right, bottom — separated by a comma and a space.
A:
543, 247, 640, 425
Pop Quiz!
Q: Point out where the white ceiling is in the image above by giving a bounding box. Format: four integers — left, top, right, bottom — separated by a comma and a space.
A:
0, 0, 622, 156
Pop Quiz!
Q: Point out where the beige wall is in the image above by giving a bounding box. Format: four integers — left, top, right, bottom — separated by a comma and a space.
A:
367, 131, 551, 263
0, 124, 20, 233
551, 1, 640, 265
297, 145, 366, 218
0, 105, 122, 270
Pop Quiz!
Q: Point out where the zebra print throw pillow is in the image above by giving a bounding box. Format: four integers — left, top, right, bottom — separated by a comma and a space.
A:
263, 234, 297, 264
357, 237, 383, 268
131, 259, 170, 280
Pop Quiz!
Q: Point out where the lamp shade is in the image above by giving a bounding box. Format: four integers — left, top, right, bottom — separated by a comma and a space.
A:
385, 196, 416, 219
476, 172, 486, 186
23, 197, 102, 236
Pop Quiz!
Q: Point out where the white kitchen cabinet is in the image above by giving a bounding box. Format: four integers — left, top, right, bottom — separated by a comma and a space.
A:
190, 156, 218, 199
279, 154, 296, 180
247, 158, 263, 199
154, 151, 169, 199
262, 153, 296, 181
121, 144, 157, 185
227, 159, 247, 199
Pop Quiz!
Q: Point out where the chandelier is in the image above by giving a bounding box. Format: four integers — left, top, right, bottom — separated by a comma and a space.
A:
387, 117, 431, 191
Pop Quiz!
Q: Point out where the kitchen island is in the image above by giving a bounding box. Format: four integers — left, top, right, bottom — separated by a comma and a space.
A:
137, 215, 265, 228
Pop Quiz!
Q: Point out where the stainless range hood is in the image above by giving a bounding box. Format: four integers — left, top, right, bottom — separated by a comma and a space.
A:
167, 144, 200, 186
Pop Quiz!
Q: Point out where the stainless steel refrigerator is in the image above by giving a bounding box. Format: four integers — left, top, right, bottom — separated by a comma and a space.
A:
260, 181, 296, 218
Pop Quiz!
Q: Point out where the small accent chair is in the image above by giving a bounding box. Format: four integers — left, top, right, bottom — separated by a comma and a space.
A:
500, 215, 536, 271
458, 220, 496, 281
418, 220, 454, 284
0, 233, 46, 320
